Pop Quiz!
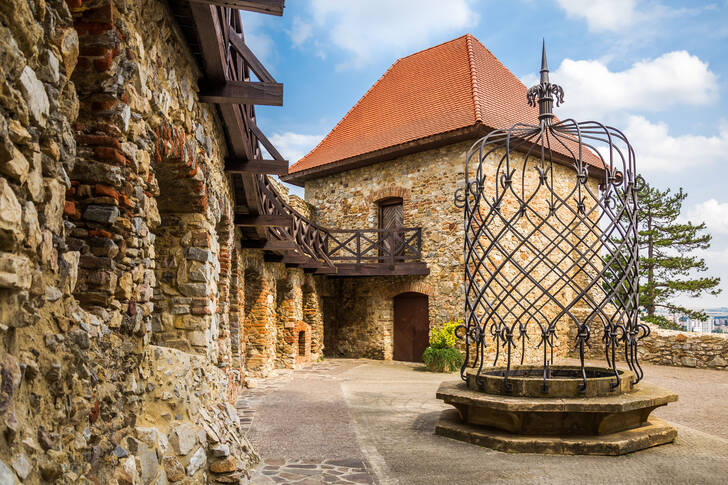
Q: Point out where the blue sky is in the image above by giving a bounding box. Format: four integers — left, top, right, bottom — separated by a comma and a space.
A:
243, 0, 728, 309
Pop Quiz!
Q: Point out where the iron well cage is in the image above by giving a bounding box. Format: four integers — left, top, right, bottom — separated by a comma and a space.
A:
454, 43, 647, 393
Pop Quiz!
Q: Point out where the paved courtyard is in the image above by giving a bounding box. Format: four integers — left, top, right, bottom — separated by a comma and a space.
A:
239, 359, 728, 484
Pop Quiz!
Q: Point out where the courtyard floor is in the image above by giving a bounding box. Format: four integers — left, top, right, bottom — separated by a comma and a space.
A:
238, 359, 728, 485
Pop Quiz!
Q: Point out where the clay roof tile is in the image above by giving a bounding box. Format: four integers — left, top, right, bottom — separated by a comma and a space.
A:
288, 34, 601, 178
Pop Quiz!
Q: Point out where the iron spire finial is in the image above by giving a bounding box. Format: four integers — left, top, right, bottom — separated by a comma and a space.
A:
527, 40, 565, 124
540, 39, 550, 83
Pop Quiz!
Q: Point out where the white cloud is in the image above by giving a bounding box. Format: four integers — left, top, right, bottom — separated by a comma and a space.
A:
304, 0, 479, 68
624, 116, 728, 173
268, 132, 324, 164
556, 0, 638, 32
240, 12, 276, 67
289, 17, 313, 47
684, 199, 728, 235
523, 51, 719, 120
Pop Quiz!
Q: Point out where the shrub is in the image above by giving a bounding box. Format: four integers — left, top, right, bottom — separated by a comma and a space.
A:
423, 320, 464, 372
429, 320, 461, 349
423, 347, 463, 373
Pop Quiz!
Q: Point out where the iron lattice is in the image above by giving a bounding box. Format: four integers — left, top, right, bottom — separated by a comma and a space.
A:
454, 43, 647, 392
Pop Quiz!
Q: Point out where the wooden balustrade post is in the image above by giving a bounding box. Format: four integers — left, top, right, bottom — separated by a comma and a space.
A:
356, 231, 361, 265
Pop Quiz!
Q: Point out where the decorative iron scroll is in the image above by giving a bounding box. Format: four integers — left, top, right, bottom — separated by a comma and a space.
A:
454, 42, 646, 392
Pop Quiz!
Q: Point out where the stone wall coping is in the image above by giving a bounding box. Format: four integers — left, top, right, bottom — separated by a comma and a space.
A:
641, 320, 728, 340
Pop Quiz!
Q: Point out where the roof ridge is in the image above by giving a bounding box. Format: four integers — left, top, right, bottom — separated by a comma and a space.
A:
395, 33, 470, 63
464, 34, 482, 123
291, 59, 401, 169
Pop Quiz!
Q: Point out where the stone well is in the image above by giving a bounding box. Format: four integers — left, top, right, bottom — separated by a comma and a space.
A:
435, 365, 678, 455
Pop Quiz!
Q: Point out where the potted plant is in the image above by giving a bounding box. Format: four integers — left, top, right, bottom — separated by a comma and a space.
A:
422, 320, 464, 372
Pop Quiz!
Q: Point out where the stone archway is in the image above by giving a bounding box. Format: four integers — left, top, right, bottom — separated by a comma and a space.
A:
393, 292, 429, 362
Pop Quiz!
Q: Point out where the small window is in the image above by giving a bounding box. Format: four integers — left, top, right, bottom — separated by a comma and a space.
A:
298, 330, 306, 356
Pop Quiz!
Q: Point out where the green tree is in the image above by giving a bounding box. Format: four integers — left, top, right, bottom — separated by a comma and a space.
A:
636, 181, 720, 326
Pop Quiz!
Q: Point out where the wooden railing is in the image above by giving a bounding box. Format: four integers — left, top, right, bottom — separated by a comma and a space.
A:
325, 228, 423, 264
189, 3, 423, 273
257, 175, 333, 267
258, 176, 423, 268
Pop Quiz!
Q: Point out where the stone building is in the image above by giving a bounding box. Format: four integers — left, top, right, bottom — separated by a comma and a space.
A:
283, 34, 605, 363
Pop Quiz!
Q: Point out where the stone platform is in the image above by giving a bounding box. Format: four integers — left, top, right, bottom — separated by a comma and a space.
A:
435, 409, 677, 455
435, 375, 679, 455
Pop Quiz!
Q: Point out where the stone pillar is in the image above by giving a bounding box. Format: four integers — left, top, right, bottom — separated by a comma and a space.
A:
302, 276, 325, 360
229, 246, 244, 371
243, 266, 277, 376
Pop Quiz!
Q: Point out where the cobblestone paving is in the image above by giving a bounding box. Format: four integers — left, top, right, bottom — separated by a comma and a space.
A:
237, 361, 377, 484
236, 363, 344, 435
249, 458, 373, 484
236, 370, 293, 434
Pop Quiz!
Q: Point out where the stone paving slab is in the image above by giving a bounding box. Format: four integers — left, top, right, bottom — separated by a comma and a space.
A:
249, 458, 373, 484
240, 358, 728, 485
241, 360, 377, 485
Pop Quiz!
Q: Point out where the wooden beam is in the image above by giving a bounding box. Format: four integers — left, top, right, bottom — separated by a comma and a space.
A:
242, 239, 298, 250
188, 0, 284, 16
199, 81, 283, 106
313, 267, 338, 275
189, 2, 252, 159
281, 254, 314, 264
225, 158, 288, 175
322, 262, 429, 277
249, 122, 284, 161
229, 33, 276, 83
234, 214, 291, 227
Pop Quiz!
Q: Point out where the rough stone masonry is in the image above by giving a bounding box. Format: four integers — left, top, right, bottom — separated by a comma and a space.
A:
0, 0, 325, 483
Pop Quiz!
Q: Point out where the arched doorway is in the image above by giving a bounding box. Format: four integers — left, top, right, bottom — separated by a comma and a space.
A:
393, 292, 429, 362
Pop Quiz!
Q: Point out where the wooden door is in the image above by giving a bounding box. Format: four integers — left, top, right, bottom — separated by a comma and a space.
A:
379, 198, 403, 260
393, 293, 429, 362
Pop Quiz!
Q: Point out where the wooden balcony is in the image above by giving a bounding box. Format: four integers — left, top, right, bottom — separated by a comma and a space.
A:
324, 228, 428, 276
176, 1, 427, 277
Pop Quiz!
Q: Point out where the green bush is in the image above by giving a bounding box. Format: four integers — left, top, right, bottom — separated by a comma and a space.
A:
429, 320, 461, 349
423, 347, 463, 373
422, 320, 464, 372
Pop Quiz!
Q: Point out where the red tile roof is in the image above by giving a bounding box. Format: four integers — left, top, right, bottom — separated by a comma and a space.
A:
287, 34, 601, 180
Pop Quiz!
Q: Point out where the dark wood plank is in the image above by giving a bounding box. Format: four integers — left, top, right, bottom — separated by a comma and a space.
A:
225, 158, 288, 175
282, 254, 313, 264
189, 2, 253, 159
188, 0, 284, 15
229, 33, 275, 83
235, 214, 292, 227
249, 122, 285, 161
323, 262, 429, 277
199, 81, 283, 106
242, 239, 298, 250
240, 173, 260, 215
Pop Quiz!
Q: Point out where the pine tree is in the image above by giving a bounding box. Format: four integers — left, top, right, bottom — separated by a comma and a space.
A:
636, 181, 721, 327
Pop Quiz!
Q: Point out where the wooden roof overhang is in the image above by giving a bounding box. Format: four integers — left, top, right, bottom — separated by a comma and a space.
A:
282, 122, 608, 186
171, 0, 335, 270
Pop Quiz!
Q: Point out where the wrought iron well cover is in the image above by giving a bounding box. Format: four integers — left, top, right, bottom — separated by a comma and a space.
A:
454, 42, 646, 393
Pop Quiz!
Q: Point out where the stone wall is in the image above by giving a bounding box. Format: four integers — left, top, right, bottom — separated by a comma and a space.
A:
242, 251, 323, 376
0, 0, 326, 483
579, 322, 728, 370
306, 139, 601, 363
